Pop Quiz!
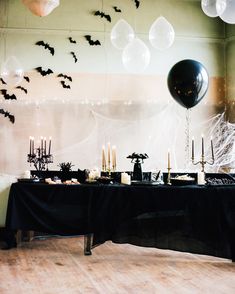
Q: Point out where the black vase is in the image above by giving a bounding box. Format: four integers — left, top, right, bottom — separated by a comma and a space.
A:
133, 162, 143, 181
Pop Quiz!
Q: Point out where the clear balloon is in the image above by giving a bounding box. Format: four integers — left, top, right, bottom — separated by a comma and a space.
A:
1, 56, 24, 86
110, 19, 135, 50
149, 16, 175, 50
201, 0, 220, 17
219, 0, 235, 24
122, 38, 151, 73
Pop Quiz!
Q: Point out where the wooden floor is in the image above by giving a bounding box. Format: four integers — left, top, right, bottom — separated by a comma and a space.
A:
0, 236, 235, 294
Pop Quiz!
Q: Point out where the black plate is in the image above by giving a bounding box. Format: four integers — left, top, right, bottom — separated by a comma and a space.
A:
131, 181, 160, 186
18, 178, 40, 183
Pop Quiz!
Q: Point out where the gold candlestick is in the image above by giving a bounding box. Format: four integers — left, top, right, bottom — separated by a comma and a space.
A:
167, 167, 171, 185
167, 150, 171, 185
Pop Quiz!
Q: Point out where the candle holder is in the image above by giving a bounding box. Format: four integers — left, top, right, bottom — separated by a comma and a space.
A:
167, 167, 171, 185
192, 155, 214, 173
27, 147, 53, 171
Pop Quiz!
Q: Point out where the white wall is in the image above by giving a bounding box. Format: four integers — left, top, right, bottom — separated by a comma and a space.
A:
0, 0, 232, 175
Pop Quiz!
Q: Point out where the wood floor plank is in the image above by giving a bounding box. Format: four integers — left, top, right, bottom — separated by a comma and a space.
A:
0, 236, 235, 294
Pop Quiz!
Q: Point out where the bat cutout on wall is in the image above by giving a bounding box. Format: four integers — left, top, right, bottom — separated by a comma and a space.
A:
0, 78, 6, 85
94, 11, 111, 22
84, 35, 101, 46
35, 67, 53, 76
24, 76, 30, 83
70, 52, 78, 63
0, 108, 15, 124
133, 0, 140, 8
35, 41, 55, 56
61, 81, 71, 89
0, 89, 17, 100
68, 37, 76, 44
113, 6, 122, 12
57, 73, 72, 82
16, 86, 28, 94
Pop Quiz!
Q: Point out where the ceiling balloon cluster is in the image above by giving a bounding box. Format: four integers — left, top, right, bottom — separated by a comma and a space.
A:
201, 0, 235, 24
21, 0, 60, 17
110, 16, 175, 73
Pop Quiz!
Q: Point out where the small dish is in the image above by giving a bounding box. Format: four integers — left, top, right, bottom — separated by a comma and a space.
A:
170, 178, 195, 186
97, 177, 113, 184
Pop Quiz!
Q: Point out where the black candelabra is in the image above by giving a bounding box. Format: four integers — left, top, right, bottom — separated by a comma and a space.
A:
27, 137, 53, 171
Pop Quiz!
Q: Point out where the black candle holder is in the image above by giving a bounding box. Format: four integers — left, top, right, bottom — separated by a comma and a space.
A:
27, 147, 53, 171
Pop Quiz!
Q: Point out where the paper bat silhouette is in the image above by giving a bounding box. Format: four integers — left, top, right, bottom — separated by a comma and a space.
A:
24, 76, 30, 83
35, 67, 53, 76
0, 78, 6, 85
0, 89, 17, 100
133, 0, 140, 8
68, 37, 76, 44
35, 41, 55, 56
16, 86, 28, 94
94, 10, 111, 22
61, 80, 71, 89
0, 108, 15, 123
113, 6, 122, 12
70, 51, 78, 63
84, 35, 101, 46
57, 73, 72, 82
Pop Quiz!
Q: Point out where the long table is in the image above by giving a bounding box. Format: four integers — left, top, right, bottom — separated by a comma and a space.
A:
5, 182, 235, 261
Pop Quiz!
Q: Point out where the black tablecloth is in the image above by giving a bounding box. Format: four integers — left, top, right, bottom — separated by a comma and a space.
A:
5, 182, 235, 260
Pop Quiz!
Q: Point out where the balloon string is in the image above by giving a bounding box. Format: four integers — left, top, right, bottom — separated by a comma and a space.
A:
184, 109, 191, 169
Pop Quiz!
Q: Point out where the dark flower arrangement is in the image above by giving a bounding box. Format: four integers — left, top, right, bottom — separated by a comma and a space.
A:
58, 162, 74, 172
127, 152, 149, 163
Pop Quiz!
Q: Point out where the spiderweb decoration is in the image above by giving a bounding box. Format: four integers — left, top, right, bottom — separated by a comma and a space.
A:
188, 112, 235, 172
207, 112, 235, 171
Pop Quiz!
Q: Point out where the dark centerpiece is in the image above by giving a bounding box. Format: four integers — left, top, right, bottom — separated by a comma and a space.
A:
127, 152, 149, 181
58, 162, 74, 181
58, 162, 74, 172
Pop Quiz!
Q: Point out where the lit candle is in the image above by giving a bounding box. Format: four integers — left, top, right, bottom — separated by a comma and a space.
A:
48, 136, 51, 155
32, 137, 34, 155
40, 136, 43, 151
201, 134, 204, 157
29, 136, 32, 155
192, 136, 195, 160
44, 137, 47, 155
211, 136, 214, 160
102, 145, 106, 171
112, 145, 116, 170
107, 142, 111, 170
167, 149, 171, 169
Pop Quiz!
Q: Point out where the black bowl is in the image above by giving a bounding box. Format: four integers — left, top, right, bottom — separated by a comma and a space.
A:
97, 177, 113, 184
170, 178, 196, 186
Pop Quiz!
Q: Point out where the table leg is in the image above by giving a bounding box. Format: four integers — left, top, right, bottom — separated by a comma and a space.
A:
84, 234, 93, 256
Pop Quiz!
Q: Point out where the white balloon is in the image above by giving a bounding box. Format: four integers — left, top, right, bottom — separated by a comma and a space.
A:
216, 0, 227, 15
149, 16, 175, 50
122, 38, 151, 73
219, 0, 235, 24
22, 0, 60, 17
201, 0, 219, 17
110, 19, 135, 50
1, 56, 24, 86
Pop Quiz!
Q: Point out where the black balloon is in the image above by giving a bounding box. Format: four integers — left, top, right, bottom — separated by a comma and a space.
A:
167, 59, 209, 109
